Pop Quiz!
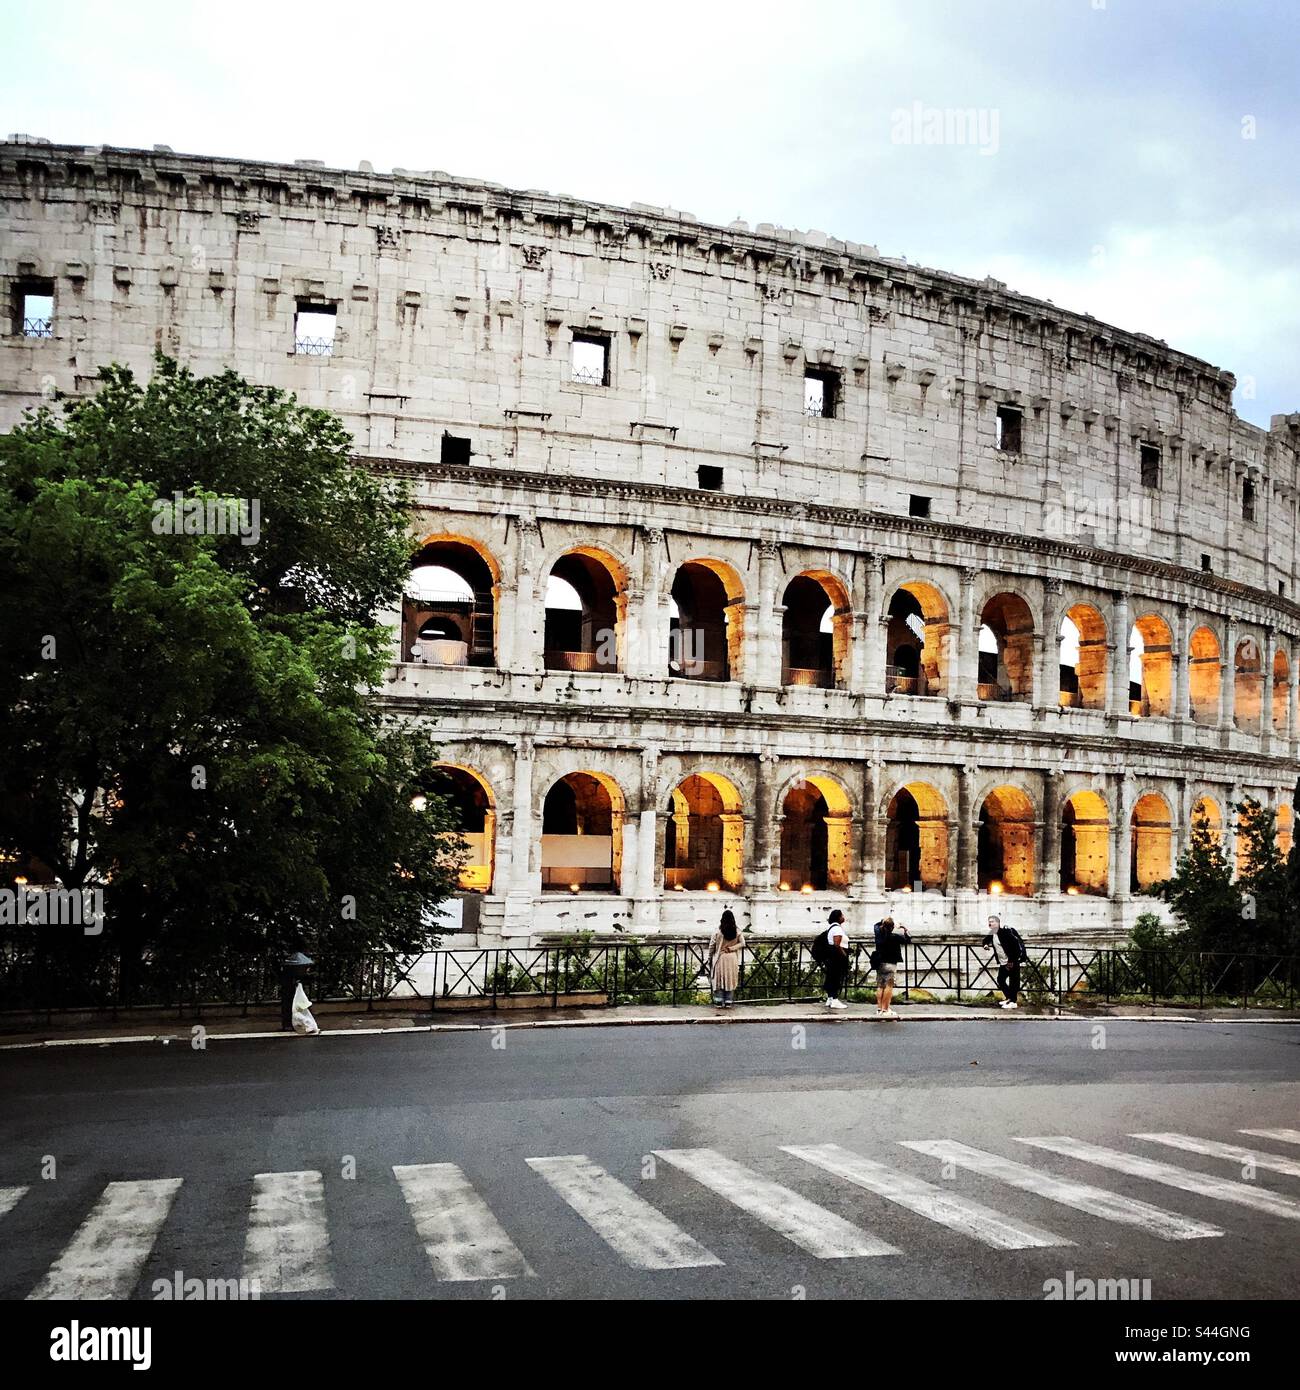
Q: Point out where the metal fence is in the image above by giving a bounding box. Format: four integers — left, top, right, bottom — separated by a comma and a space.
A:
1, 938, 1295, 1029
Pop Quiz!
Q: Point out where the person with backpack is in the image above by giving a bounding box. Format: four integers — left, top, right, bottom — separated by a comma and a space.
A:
810, 909, 851, 1010
982, 914, 1028, 1009
707, 909, 745, 1007
870, 916, 910, 1020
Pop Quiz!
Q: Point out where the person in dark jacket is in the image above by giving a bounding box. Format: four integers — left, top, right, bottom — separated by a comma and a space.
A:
982, 914, 1028, 1009
873, 916, 910, 1019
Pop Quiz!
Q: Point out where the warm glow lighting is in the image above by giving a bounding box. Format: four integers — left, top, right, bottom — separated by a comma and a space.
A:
990, 881, 1004, 895
779, 882, 791, 892
14, 876, 28, 886
800, 883, 813, 894
675, 883, 685, 891
900, 884, 912, 893
706, 882, 720, 893
569, 883, 580, 894
410, 794, 427, 812
1066, 885, 1080, 896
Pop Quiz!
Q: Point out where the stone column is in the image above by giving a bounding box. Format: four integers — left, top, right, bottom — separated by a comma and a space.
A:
512, 517, 543, 675
502, 735, 538, 935
1041, 769, 1062, 896
1036, 578, 1062, 712
1289, 639, 1300, 757
956, 763, 978, 891
1112, 773, 1133, 901
865, 554, 887, 693
638, 526, 667, 679
750, 753, 777, 893
494, 579, 516, 672
1263, 627, 1277, 752
1220, 616, 1237, 731
859, 760, 882, 895
957, 566, 979, 703
1108, 590, 1130, 718
754, 539, 781, 688
1173, 602, 1191, 725
633, 745, 661, 932
850, 553, 875, 692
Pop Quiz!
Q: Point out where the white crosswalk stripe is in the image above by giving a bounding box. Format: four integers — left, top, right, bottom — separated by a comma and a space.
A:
1240, 1128, 1300, 1147
243, 1171, 333, 1293
527, 1155, 722, 1269
655, 1147, 898, 1258
393, 1162, 532, 1281
1133, 1132, 1300, 1179
901, 1140, 1222, 1241
784, 1143, 1068, 1250
0, 1187, 28, 1220
27, 1178, 183, 1300
1017, 1137, 1300, 1221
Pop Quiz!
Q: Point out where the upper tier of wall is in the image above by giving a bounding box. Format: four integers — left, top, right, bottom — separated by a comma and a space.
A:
3, 137, 1299, 598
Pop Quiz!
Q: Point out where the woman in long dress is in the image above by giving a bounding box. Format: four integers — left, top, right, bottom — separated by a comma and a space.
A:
708, 910, 744, 1008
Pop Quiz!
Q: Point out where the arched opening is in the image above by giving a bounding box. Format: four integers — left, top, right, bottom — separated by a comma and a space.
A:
977, 785, 1035, 895
781, 573, 849, 688
664, 772, 744, 890
540, 772, 623, 892
978, 592, 1034, 702
885, 782, 949, 891
1277, 803, 1293, 859
778, 775, 852, 891
1130, 614, 1173, 717
404, 541, 496, 667
1188, 626, 1221, 723
1192, 795, 1224, 845
1130, 792, 1173, 892
1058, 604, 1107, 709
1272, 650, 1290, 734
669, 561, 743, 681
1234, 635, 1263, 733
1061, 789, 1109, 895
544, 550, 624, 673
886, 582, 950, 695
429, 765, 495, 891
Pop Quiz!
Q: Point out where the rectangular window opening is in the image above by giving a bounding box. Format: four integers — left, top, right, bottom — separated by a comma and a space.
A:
1201, 554, 1213, 573
804, 368, 839, 419
697, 464, 724, 491
14, 278, 54, 338
909, 494, 931, 518
441, 433, 472, 466
1242, 478, 1256, 522
995, 405, 1022, 453
294, 301, 336, 356
571, 333, 610, 386
1140, 443, 1161, 490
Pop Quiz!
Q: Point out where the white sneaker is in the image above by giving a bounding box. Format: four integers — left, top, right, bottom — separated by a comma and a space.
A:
832, 998, 848, 1010
1001, 1001, 1018, 1010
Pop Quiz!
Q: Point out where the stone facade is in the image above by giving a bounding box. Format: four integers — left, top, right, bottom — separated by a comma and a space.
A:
3, 136, 1298, 944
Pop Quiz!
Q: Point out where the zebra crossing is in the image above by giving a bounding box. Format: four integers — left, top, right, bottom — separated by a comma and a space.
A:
4, 1127, 1297, 1297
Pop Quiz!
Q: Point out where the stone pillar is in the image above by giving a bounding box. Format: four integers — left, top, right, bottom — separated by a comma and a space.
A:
1041, 770, 1062, 896
494, 579, 516, 672
1289, 640, 1299, 758
1263, 627, 1278, 752
1221, 616, 1237, 731
957, 566, 979, 703
1173, 602, 1192, 725
956, 763, 978, 891
1112, 773, 1133, 901
849, 553, 875, 692
633, 745, 661, 932
1108, 590, 1130, 718
512, 517, 543, 675
1036, 578, 1062, 712
750, 753, 776, 893
638, 526, 668, 679
859, 760, 882, 895
865, 554, 887, 693
502, 735, 538, 935
755, 539, 781, 687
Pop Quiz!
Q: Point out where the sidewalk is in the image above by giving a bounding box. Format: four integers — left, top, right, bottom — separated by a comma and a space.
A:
2, 998, 1297, 1049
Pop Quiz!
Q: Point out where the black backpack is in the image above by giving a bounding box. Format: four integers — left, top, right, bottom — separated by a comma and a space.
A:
1001, 926, 1028, 961
809, 929, 832, 963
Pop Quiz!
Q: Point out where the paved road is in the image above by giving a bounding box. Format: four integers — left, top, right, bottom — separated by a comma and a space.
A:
0, 1019, 1297, 1300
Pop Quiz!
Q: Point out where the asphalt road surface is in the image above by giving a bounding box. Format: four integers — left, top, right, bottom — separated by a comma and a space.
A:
1, 1018, 1297, 1301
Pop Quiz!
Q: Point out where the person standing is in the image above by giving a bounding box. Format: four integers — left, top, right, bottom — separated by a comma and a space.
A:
983, 914, 1028, 1009
822, 909, 851, 1010
708, 909, 745, 1008
872, 916, 910, 1020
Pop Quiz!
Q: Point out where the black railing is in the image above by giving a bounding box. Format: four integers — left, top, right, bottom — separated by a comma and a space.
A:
294, 337, 334, 356
23, 317, 54, 338
1, 939, 1295, 1030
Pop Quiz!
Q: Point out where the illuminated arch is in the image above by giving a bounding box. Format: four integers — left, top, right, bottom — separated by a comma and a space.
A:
1188, 626, 1222, 724
1130, 792, 1173, 891
405, 537, 500, 668
978, 591, 1035, 702
1061, 788, 1109, 896
885, 580, 951, 696
781, 570, 851, 689
429, 763, 496, 892
544, 546, 628, 674
1059, 603, 1107, 709
884, 781, 949, 891
664, 771, 744, 891
777, 773, 853, 891
540, 770, 625, 892
977, 784, 1036, 896
669, 559, 745, 681
1129, 613, 1173, 718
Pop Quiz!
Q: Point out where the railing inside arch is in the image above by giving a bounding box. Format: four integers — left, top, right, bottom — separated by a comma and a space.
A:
0, 938, 1294, 1027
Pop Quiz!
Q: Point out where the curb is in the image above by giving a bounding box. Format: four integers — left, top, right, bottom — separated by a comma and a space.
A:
1, 1009, 1295, 1050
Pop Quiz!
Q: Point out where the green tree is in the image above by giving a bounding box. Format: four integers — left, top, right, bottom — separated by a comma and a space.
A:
0, 357, 462, 992
1153, 812, 1241, 952
1235, 798, 1297, 958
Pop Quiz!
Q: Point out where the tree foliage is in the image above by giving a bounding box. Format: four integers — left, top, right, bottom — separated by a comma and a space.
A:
0, 357, 462, 980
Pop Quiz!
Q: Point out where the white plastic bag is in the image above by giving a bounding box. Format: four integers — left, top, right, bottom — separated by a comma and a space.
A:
291, 982, 319, 1035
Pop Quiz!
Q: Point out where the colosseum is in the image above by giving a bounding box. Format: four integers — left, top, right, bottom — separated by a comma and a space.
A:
3, 137, 1298, 946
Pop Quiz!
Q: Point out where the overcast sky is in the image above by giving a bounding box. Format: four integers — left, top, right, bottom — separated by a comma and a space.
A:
4, 0, 1296, 426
